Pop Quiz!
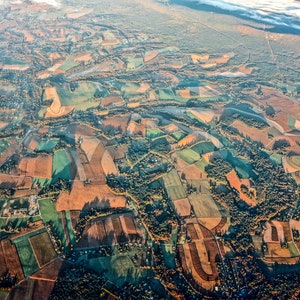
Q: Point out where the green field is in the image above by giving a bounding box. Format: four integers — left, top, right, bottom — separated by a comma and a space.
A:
269, 153, 282, 166
163, 170, 186, 201
177, 148, 200, 164
39, 199, 66, 247
146, 128, 164, 139
126, 58, 143, 69
192, 141, 217, 155
35, 139, 59, 152
220, 149, 255, 179
289, 156, 300, 167
65, 210, 76, 245
0, 139, 10, 155
59, 58, 80, 71
186, 111, 205, 124
12, 229, 47, 277
288, 242, 300, 257
195, 159, 209, 171
87, 253, 151, 286
171, 131, 186, 141
157, 89, 175, 100
161, 226, 177, 268
14, 238, 39, 276
52, 150, 72, 183
56, 81, 99, 109
288, 115, 298, 131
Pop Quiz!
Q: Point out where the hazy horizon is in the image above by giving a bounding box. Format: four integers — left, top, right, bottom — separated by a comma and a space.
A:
183, 0, 300, 30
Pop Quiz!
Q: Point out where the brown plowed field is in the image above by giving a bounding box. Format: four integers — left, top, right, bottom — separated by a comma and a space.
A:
173, 198, 191, 217
7, 278, 55, 300
0, 239, 24, 282
69, 210, 81, 230
102, 115, 129, 132
29, 232, 56, 268
19, 155, 53, 179
0, 174, 32, 190
231, 120, 270, 146
56, 181, 126, 211
77, 213, 143, 248
252, 86, 300, 132
31, 258, 64, 281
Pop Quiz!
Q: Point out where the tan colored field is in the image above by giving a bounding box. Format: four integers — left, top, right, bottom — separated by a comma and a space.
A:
2, 64, 29, 71
189, 192, 221, 219
188, 109, 215, 123
144, 50, 159, 62
0, 121, 8, 130
127, 102, 140, 108
190, 53, 209, 63
29, 232, 56, 268
178, 132, 200, 147
127, 120, 146, 136
252, 86, 300, 132
80, 137, 101, 162
231, 119, 270, 146
101, 150, 118, 175
0, 239, 24, 283
179, 163, 206, 180
177, 89, 191, 98
226, 170, 256, 206
137, 83, 150, 93
19, 155, 53, 179
101, 96, 123, 107
49, 53, 61, 61
44, 87, 74, 118
164, 123, 179, 134
75, 53, 92, 62
56, 181, 126, 211
173, 198, 191, 217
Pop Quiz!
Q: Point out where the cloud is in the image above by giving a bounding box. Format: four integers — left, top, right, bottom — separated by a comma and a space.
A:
0, 0, 60, 7
184, 0, 300, 30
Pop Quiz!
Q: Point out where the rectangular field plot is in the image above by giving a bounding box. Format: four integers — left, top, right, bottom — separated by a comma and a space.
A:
13, 238, 39, 277
29, 232, 56, 268
188, 193, 221, 219
52, 150, 73, 183
177, 148, 200, 164
57, 81, 98, 107
162, 170, 186, 201
39, 199, 67, 247
35, 139, 59, 152
192, 141, 217, 155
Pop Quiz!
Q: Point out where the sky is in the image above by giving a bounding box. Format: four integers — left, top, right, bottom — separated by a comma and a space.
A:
186, 0, 300, 30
